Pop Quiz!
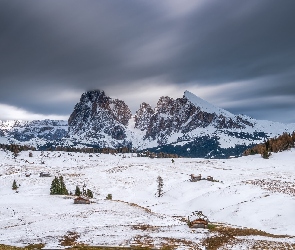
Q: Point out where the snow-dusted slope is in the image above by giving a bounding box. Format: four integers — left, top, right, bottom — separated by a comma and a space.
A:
1, 149, 295, 248
184, 90, 234, 117
1, 90, 295, 158
0, 119, 68, 148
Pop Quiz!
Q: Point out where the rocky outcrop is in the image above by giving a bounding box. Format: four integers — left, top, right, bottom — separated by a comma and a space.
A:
134, 102, 154, 131
68, 90, 132, 145
133, 93, 253, 145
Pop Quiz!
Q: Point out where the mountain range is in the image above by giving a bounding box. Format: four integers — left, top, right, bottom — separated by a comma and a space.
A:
1, 90, 295, 158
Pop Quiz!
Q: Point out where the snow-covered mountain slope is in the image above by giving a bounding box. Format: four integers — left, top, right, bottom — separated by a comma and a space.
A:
1, 90, 295, 158
131, 91, 295, 157
1, 149, 295, 248
0, 120, 68, 148
184, 90, 234, 117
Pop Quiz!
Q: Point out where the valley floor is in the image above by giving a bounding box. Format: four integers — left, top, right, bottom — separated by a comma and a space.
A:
0, 149, 295, 249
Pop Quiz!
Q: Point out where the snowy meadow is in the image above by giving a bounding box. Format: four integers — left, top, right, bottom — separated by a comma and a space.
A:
0, 149, 295, 249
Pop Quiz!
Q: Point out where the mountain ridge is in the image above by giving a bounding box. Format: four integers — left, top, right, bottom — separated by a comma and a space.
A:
1, 90, 295, 158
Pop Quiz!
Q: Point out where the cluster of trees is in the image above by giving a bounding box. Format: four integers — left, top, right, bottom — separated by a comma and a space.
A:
50, 176, 69, 195
137, 151, 179, 159
0, 143, 179, 159
74, 185, 93, 198
243, 132, 295, 158
44, 146, 133, 154
0, 143, 35, 156
42, 145, 179, 159
50, 176, 94, 198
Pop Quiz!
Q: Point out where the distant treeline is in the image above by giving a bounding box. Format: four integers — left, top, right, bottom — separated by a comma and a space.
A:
0, 143, 36, 153
48, 145, 133, 154
137, 150, 179, 159
51, 146, 179, 158
0, 143, 178, 158
243, 132, 295, 157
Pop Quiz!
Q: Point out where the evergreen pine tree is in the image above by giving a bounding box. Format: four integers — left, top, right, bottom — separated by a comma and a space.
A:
156, 176, 164, 197
59, 176, 69, 195
50, 176, 59, 195
12, 180, 18, 190
86, 189, 93, 198
75, 185, 81, 196
50, 176, 68, 195
82, 183, 86, 196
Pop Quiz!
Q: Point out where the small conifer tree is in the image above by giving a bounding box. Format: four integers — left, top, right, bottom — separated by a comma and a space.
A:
59, 176, 69, 195
12, 180, 18, 190
156, 176, 164, 197
75, 186, 81, 196
86, 189, 93, 198
50, 176, 59, 195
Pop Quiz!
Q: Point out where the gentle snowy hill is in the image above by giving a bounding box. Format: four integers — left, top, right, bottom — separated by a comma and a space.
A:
0, 149, 295, 248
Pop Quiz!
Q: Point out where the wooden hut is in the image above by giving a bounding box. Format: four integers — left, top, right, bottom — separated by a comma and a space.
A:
188, 211, 209, 229
207, 176, 213, 181
190, 219, 208, 229
39, 172, 51, 177
190, 174, 201, 182
74, 197, 90, 204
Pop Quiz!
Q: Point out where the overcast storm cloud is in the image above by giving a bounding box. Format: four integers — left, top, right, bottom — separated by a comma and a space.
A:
0, 0, 295, 122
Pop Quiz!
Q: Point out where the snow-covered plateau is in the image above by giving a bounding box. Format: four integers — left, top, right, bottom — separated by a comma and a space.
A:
0, 148, 295, 249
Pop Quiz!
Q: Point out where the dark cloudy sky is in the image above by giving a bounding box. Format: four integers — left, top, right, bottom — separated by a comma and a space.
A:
1, 0, 295, 123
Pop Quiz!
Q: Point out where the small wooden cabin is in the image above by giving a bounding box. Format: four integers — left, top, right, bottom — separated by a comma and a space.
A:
190, 174, 201, 182
190, 219, 208, 229
39, 172, 51, 177
74, 197, 90, 204
207, 176, 213, 181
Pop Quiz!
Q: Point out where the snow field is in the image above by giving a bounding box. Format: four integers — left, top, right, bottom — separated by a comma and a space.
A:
0, 149, 295, 248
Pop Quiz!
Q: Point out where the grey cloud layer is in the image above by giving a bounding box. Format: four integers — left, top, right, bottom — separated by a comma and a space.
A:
0, 0, 295, 122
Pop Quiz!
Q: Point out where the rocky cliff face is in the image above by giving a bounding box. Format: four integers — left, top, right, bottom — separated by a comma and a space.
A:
1, 89, 294, 158
68, 90, 132, 146
133, 91, 254, 145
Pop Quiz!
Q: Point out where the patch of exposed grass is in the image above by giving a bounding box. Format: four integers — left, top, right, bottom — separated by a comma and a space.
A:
115, 200, 152, 214
68, 247, 153, 250
132, 224, 159, 232
203, 225, 292, 250
26, 243, 45, 250
0, 245, 23, 250
60, 231, 81, 247
0, 244, 45, 250
130, 235, 200, 249
209, 226, 290, 238
207, 224, 217, 230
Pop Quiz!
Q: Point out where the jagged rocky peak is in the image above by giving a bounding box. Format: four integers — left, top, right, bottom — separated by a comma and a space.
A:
134, 102, 154, 130
110, 99, 132, 126
68, 90, 132, 126
155, 96, 175, 114
68, 90, 132, 144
